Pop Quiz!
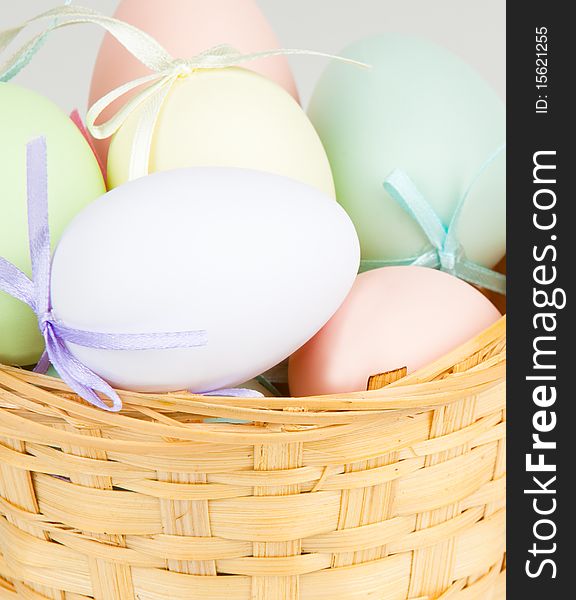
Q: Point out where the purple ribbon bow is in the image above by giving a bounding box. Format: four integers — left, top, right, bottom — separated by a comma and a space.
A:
0, 137, 208, 412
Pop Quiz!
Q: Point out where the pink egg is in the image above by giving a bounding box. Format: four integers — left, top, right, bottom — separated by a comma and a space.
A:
89, 0, 299, 164
289, 267, 501, 396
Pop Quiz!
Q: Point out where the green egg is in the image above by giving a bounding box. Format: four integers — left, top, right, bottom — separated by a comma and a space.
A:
0, 83, 106, 366
308, 33, 505, 269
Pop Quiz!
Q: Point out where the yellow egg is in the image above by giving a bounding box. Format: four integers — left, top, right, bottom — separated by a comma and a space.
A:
107, 68, 335, 197
89, 0, 299, 164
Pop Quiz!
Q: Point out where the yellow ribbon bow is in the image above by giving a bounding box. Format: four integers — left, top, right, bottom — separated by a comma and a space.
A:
0, 5, 370, 181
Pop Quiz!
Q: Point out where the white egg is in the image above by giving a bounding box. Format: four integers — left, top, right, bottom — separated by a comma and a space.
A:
50, 168, 360, 393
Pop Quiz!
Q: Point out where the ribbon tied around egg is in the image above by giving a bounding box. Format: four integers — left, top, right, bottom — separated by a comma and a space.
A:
359, 144, 507, 294
0, 137, 209, 412
0, 4, 370, 181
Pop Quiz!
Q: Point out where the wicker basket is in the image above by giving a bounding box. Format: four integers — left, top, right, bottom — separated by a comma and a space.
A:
0, 317, 505, 600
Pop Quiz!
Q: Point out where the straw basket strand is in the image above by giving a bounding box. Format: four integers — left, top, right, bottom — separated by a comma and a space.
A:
0, 316, 505, 600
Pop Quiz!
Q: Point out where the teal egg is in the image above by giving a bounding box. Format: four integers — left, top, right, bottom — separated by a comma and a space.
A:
308, 34, 505, 269
46, 365, 59, 378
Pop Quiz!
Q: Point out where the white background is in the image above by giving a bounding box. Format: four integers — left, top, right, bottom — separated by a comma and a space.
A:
1, 0, 505, 111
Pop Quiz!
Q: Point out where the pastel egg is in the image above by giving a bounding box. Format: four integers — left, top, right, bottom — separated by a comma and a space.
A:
308, 34, 505, 269
50, 168, 359, 393
289, 266, 501, 396
0, 83, 106, 366
89, 0, 298, 164
107, 68, 334, 196
46, 366, 59, 379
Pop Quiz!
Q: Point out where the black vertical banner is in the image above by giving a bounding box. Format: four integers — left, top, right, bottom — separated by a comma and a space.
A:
507, 1, 573, 596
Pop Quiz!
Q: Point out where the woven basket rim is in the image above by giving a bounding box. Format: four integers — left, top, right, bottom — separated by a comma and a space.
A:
0, 317, 505, 446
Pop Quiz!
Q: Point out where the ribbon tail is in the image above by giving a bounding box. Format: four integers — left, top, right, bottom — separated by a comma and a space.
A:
359, 251, 440, 273
444, 144, 506, 266
0, 0, 72, 81
128, 75, 176, 180
447, 143, 507, 235
52, 322, 208, 350
410, 250, 441, 269
33, 351, 51, 374
455, 260, 507, 295
0, 25, 24, 54
0, 258, 35, 308
202, 388, 264, 398
46, 329, 122, 412
383, 170, 447, 253
0, 28, 51, 82
218, 47, 371, 70
26, 138, 52, 320
0, 6, 174, 78
86, 71, 166, 139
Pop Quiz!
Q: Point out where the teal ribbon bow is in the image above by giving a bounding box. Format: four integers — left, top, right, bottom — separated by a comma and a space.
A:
360, 144, 506, 295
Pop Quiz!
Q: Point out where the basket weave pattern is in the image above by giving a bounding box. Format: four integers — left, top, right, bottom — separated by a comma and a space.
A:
0, 318, 505, 600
